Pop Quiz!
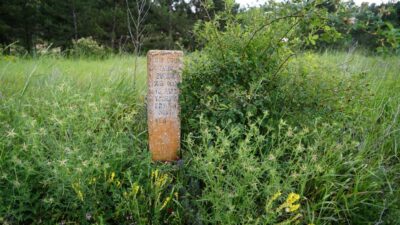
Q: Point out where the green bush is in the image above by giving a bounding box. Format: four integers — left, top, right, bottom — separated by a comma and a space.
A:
70, 37, 109, 58
180, 1, 377, 136
181, 0, 333, 134
0, 42, 28, 56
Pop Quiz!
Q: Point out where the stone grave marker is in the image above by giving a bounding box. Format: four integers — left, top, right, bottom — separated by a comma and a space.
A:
147, 50, 183, 161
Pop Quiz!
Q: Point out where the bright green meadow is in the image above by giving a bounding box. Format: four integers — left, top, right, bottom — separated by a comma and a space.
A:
0, 53, 399, 224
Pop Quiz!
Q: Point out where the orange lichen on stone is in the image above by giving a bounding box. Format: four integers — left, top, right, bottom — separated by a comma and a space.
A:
147, 50, 183, 161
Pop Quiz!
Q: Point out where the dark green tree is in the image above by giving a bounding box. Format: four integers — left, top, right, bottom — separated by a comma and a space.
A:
0, 0, 42, 53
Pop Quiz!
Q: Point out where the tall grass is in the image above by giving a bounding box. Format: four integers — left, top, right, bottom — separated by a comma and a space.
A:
180, 51, 400, 224
0, 56, 156, 223
0, 52, 399, 224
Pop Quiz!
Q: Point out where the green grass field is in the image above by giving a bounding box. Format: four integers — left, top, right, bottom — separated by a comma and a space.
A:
0, 53, 399, 224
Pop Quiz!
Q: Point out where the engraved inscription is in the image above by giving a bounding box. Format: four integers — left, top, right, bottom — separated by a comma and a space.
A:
148, 56, 181, 119
147, 50, 183, 161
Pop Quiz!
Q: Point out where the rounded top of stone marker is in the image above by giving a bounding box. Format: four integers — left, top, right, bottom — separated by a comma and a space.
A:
147, 50, 183, 56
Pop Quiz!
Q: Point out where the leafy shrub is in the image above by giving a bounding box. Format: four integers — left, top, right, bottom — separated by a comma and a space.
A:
35, 41, 62, 57
181, 1, 335, 134
0, 42, 28, 56
70, 37, 108, 58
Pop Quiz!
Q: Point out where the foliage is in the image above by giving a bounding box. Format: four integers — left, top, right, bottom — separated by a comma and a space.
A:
0, 42, 28, 56
179, 2, 400, 223
1, 0, 398, 55
0, 2, 399, 224
298, 1, 400, 54
0, 56, 171, 224
353, 2, 400, 54
180, 48, 400, 224
70, 37, 108, 58
181, 0, 333, 133
182, 110, 399, 224
0, 0, 233, 54
0, 51, 399, 224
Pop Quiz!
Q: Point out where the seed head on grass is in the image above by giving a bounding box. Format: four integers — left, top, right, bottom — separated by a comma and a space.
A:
6, 129, 17, 138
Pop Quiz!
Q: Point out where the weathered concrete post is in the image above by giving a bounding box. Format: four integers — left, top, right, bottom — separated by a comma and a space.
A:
147, 50, 183, 161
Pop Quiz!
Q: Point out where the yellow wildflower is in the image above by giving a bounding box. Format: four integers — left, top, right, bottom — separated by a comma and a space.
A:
277, 192, 301, 213
271, 191, 282, 202
151, 170, 159, 180
289, 203, 300, 212
109, 172, 115, 182
287, 193, 300, 204
77, 190, 84, 202
266, 191, 282, 211
132, 183, 140, 195
155, 174, 169, 187
72, 183, 84, 202
160, 197, 171, 211
91, 177, 96, 184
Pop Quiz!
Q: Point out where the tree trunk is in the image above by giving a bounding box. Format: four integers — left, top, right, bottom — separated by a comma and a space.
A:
168, 2, 173, 49
72, 2, 78, 40
111, 1, 117, 50
24, 24, 33, 54
22, 2, 33, 54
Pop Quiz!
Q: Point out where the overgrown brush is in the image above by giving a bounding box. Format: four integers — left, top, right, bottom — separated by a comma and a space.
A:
181, 0, 336, 133
179, 1, 400, 224
0, 50, 398, 225
0, 2, 399, 224
70, 37, 110, 58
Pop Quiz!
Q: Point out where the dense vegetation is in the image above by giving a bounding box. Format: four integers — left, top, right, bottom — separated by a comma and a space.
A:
180, 3, 400, 224
1, 53, 399, 225
0, 0, 399, 54
0, 0, 399, 224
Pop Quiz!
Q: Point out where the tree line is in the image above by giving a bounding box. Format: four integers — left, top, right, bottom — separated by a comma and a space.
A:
0, 0, 399, 55
0, 0, 236, 54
